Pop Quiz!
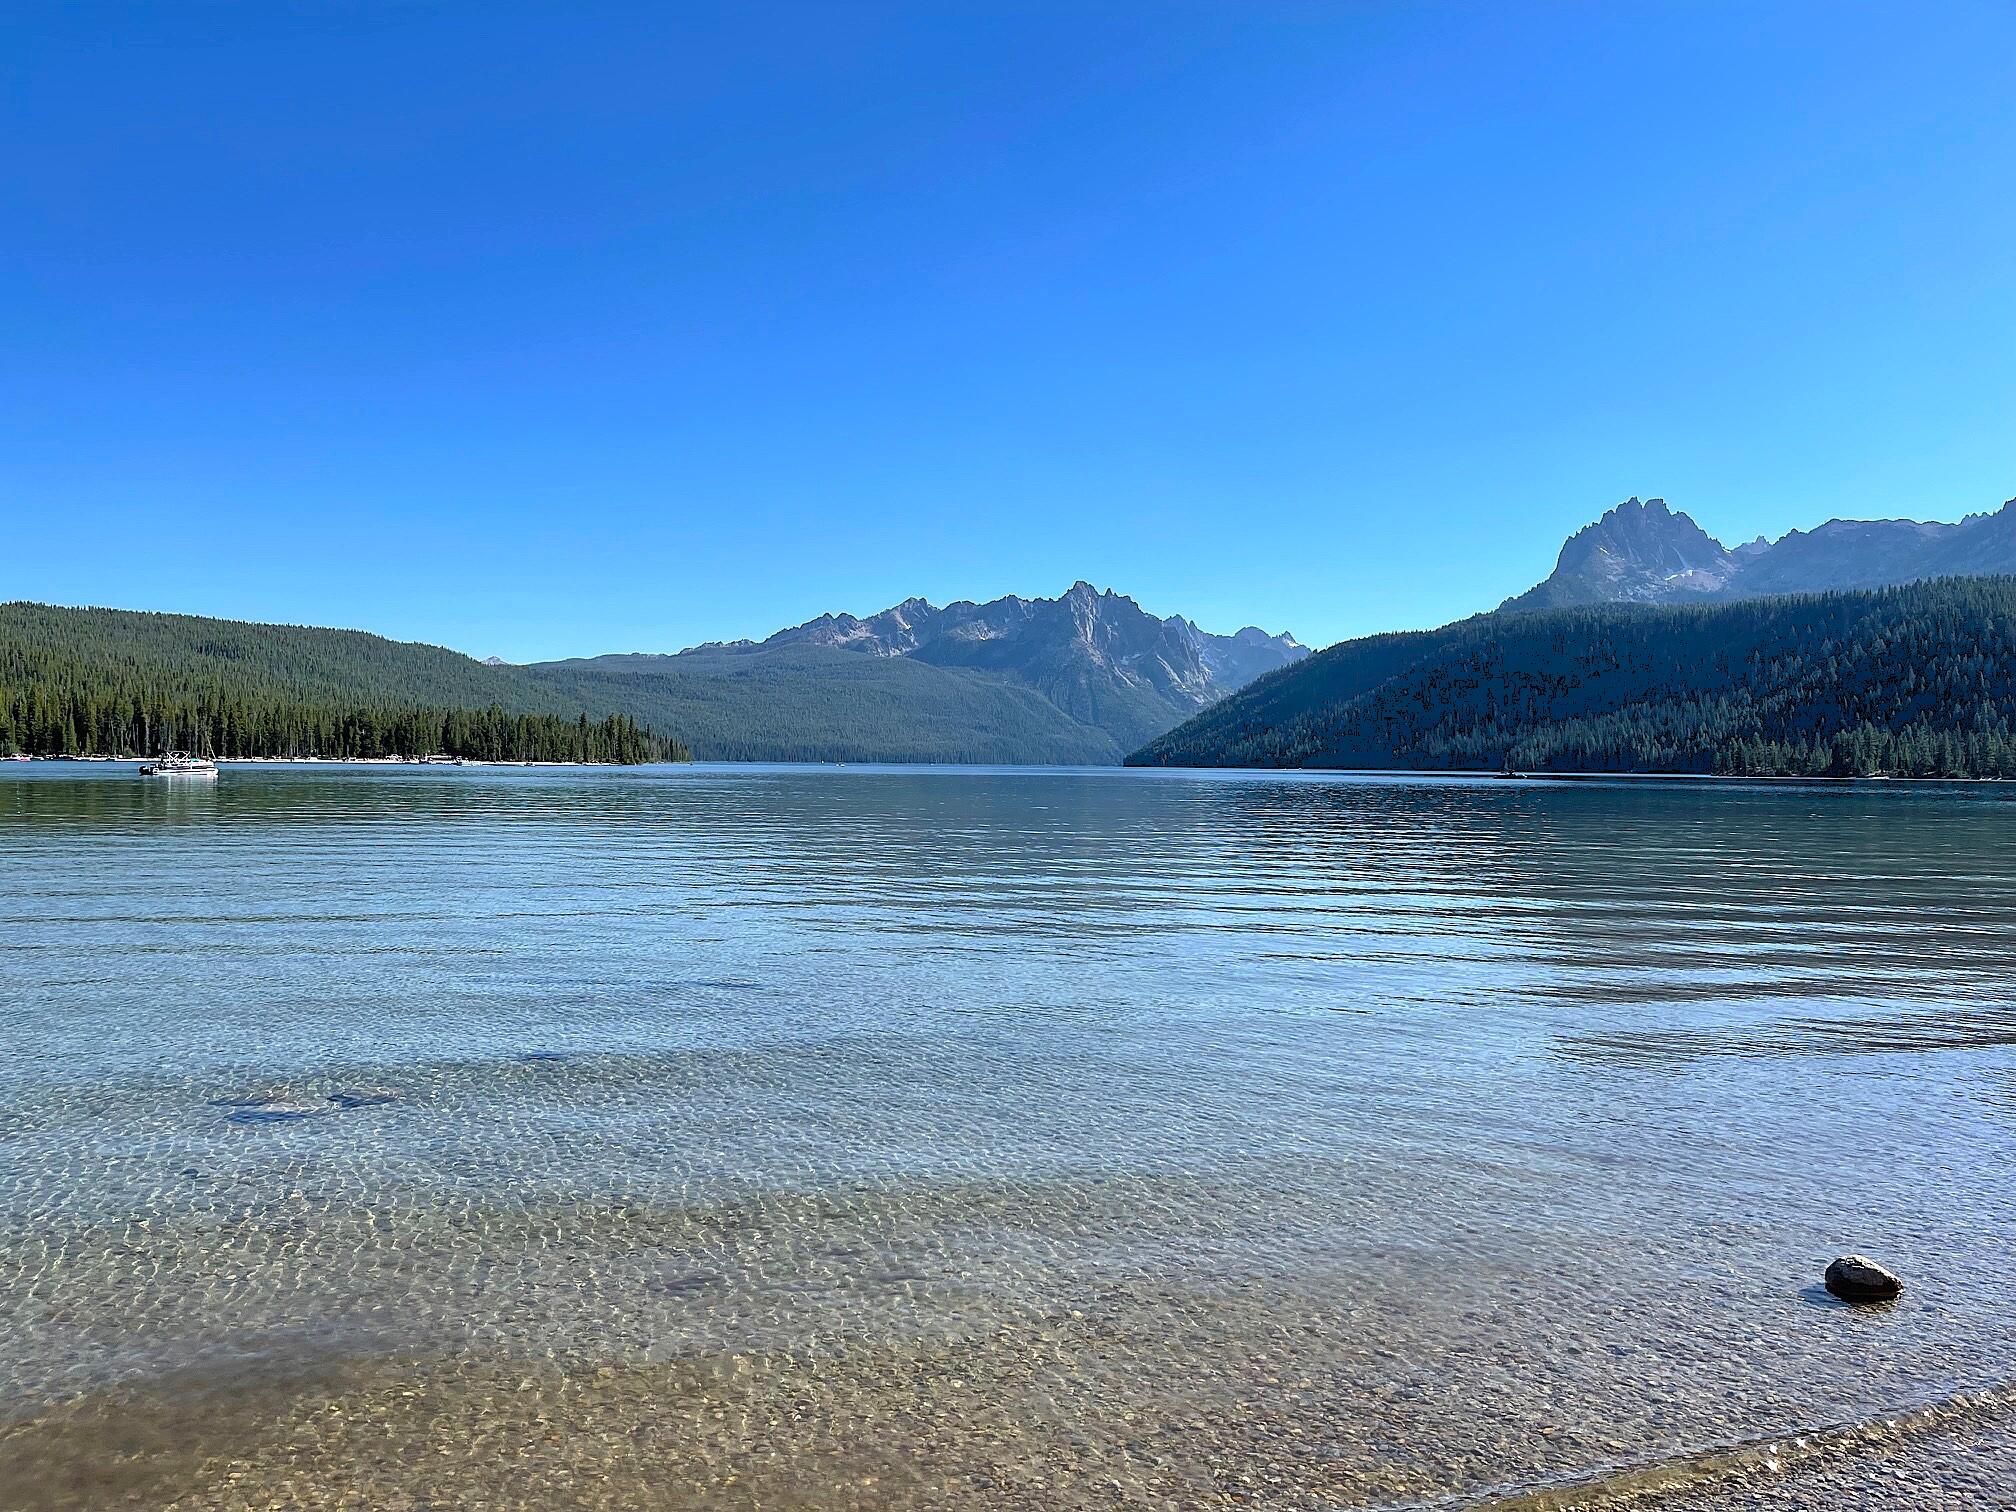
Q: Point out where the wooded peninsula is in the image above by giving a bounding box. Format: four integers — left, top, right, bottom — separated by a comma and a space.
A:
0, 602, 684, 763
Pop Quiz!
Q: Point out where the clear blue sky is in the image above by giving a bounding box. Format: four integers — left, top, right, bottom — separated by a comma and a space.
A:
7, 2, 2013, 661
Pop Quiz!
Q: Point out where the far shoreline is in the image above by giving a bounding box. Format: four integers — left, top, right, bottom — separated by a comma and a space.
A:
1130, 764, 2014, 784
6, 754, 644, 769
7, 755, 2011, 783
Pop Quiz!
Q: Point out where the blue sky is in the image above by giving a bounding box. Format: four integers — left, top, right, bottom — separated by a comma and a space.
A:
7, 2, 2013, 661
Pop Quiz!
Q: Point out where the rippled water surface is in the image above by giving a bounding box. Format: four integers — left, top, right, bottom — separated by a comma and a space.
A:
3, 764, 2015, 1510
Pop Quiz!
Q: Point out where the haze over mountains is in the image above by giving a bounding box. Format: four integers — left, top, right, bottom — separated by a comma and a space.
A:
759, 582, 1304, 701
1504, 495, 2016, 612
531, 582, 1307, 763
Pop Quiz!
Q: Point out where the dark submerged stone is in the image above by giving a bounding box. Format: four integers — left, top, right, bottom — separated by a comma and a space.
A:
328, 1089, 400, 1109
225, 1106, 326, 1125
1825, 1254, 1904, 1303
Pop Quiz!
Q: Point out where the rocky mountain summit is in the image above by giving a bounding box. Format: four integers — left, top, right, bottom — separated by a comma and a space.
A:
1504, 495, 2016, 611
1500, 498, 1739, 610
530, 583, 1304, 764
759, 581, 1306, 751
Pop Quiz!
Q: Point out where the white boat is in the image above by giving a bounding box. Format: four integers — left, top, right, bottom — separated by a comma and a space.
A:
140, 752, 219, 777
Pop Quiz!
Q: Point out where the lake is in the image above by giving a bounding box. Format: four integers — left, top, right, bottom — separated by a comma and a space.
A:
3, 764, 2014, 1509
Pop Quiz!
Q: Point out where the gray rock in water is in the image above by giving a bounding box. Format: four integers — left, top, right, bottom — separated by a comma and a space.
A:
1825, 1254, 1903, 1303
328, 1088, 400, 1109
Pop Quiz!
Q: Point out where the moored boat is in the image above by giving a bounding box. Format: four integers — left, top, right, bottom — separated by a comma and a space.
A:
140, 752, 219, 777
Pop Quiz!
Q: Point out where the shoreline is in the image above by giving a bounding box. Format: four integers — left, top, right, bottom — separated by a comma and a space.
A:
6, 754, 2013, 782
8, 1347, 2011, 1512
1134, 763, 2016, 784
6, 755, 639, 768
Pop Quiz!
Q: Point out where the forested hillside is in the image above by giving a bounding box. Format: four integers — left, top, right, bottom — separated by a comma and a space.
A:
1130, 578, 2016, 778
524, 582, 1305, 763
0, 588, 1301, 767
530, 643, 1122, 764
0, 603, 684, 761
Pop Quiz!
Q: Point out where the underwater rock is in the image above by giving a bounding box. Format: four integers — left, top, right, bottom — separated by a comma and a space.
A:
225, 1104, 329, 1125
1825, 1254, 1903, 1303
328, 1089, 400, 1109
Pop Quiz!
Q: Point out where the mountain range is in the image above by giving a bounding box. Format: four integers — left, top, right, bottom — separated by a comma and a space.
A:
1503, 495, 2016, 612
0, 585, 1304, 765
1137, 490, 2016, 776
527, 582, 1305, 763
15, 488, 2016, 771
1131, 578, 2016, 777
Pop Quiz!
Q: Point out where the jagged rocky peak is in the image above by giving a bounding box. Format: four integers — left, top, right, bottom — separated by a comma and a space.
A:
1968, 497, 2016, 537
1165, 618, 1300, 652
481, 655, 510, 666
1503, 496, 1738, 611
768, 598, 945, 656
1060, 579, 1122, 616
1555, 497, 1730, 575
1231, 625, 1303, 651
748, 582, 1305, 705
1504, 490, 2016, 612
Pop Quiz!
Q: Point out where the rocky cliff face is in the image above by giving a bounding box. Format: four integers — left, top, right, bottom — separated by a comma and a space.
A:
1174, 619, 1307, 693
531, 584, 1305, 764
1503, 496, 2016, 611
1500, 498, 1740, 611
764, 582, 1307, 751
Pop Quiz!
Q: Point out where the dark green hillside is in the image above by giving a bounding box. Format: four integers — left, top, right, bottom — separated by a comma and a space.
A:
0, 602, 683, 761
527, 581, 1306, 763
1129, 578, 2016, 778
530, 643, 1121, 764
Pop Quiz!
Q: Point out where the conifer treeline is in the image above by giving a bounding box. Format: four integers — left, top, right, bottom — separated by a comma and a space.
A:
0, 602, 686, 762
1132, 577, 2016, 778
0, 687, 679, 762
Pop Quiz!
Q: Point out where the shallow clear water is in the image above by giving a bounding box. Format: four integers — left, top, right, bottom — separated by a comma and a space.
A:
2, 764, 2014, 1509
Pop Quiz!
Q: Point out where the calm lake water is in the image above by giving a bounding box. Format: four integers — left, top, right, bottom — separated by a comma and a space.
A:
3, 764, 2015, 1510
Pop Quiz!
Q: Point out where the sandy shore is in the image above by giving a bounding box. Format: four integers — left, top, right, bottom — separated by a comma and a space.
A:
1560, 1413, 2016, 1509
7, 1355, 2011, 1512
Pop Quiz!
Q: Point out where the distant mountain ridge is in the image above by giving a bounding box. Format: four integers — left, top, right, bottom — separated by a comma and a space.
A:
529, 583, 1306, 763
753, 581, 1304, 750
1504, 495, 2016, 611
0, 586, 1303, 767
1135, 488, 2016, 777
762, 581, 1299, 672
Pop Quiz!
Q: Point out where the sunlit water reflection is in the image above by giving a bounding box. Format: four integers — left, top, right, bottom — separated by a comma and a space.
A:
3, 764, 2014, 1509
